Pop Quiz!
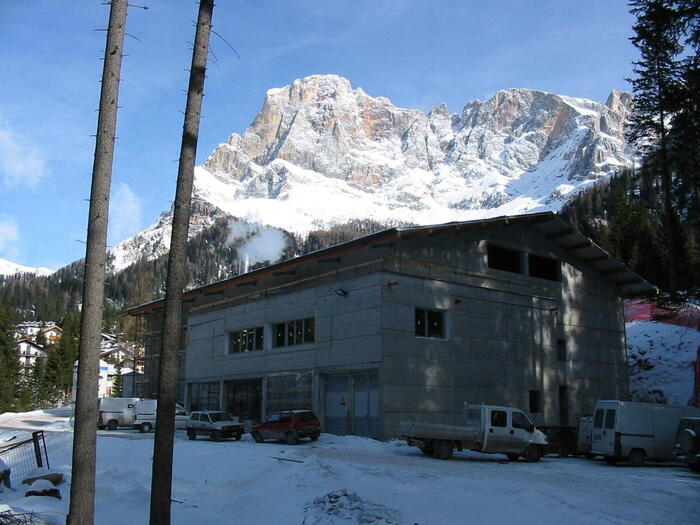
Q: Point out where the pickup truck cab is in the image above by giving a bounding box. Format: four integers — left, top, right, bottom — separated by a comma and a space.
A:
398, 403, 547, 461
186, 411, 244, 441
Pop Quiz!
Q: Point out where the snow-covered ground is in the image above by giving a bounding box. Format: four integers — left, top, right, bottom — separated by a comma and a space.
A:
1, 410, 698, 525
627, 321, 700, 405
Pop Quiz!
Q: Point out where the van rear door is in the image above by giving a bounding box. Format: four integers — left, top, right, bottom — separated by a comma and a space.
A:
591, 403, 617, 455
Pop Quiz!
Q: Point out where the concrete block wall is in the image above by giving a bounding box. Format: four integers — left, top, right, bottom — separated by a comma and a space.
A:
184, 272, 385, 420
379, 224, 627, 438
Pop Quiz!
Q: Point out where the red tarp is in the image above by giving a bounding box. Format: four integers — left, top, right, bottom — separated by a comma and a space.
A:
624, 299, 700, 330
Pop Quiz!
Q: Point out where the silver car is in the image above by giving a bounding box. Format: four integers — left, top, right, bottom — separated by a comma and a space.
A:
186, 411, 244, 441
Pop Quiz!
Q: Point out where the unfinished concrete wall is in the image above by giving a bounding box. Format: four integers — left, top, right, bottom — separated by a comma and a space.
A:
379, 224, 627, 438
184, 272, 384, 420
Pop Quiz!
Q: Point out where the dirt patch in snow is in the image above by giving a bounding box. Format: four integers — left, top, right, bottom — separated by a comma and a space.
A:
302, 489, 403, 525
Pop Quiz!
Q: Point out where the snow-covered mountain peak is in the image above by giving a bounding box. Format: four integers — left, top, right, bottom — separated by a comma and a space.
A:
110, 75, 633, 273
0, 257, 54, 277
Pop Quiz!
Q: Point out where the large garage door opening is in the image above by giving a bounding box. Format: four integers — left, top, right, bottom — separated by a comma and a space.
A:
324, 370, 379, 438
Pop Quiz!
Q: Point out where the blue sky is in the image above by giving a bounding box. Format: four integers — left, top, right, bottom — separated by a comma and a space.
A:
0, 0, 637, 270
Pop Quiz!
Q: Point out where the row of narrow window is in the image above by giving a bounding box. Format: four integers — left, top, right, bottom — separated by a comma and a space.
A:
228, 317, 315, 354
487, 244, 560, 281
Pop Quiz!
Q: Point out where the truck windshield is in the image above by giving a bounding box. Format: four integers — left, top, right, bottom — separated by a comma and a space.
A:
593, 409, 604, 428
604, 409, 616, 429
512, 412, 533, 431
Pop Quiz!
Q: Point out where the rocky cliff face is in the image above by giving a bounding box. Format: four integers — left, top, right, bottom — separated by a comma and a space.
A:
110, 74, 633, 272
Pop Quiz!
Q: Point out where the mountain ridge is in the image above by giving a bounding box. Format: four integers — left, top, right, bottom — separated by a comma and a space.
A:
106, 75, 632, 273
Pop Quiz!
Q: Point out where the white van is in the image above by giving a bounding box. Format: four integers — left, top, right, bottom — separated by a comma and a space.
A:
97, 397, 140, 430
590, 400, 700, 466
133, 400, 189, 432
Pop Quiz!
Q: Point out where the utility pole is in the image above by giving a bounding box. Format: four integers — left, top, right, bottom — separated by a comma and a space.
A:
149, 2, 213, 524
67, 1, 127, 524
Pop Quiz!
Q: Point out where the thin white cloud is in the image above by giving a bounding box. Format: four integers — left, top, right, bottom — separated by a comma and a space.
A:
0, 126, 47, 187
109, 182, 143, 246
0, 216, 21, 260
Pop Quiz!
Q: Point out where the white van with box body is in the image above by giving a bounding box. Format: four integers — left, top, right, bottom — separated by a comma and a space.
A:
134, 400, 189, 432
590, 400, 700, 466
97, 397, 140, 430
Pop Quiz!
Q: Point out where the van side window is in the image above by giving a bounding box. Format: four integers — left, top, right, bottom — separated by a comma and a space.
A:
604, 409, 616, 429
593, 409, 604, 428
491, 410, 507, 427
512, 412, 532, 431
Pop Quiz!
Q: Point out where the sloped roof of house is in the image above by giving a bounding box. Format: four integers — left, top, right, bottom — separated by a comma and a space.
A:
16, 338, 47, 351
124, 212, 656, 316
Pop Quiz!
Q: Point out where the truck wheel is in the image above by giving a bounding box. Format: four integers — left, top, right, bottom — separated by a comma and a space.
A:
688, 460, 700, 472
139, 423, 152, 433
252, 431, 263, 443
106, 420, 118, 431
627, 449, 646, 467
604, 456, 619, 465
234, 434, 241, 441
285, 432, 297, 445
211, 430, 221, 442
585, 453, 596, 460
310, 433, 320, 442
419, 444, 434, 457
506, 453, 520, 461
434, 440, 453, 460
187, 429, 196, 440
525, 446, 542, 463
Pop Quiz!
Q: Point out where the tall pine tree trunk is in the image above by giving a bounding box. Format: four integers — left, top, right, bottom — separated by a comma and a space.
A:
149, 2, 213, 524
67, 1, 128, 524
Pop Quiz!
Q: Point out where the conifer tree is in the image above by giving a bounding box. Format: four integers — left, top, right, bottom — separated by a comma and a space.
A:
112, 361, 123, 397
35, 326, 48, 347
628, 0, 686, 291
0, 305, 20, 411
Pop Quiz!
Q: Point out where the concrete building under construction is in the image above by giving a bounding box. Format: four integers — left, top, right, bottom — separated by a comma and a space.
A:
125, 212, 654, 440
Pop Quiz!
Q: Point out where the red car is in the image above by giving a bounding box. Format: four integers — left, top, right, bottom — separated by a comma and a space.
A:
251, 410, 321, 445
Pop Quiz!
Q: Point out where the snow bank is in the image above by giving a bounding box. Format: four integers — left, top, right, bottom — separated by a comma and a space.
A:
627, 321, 700, 405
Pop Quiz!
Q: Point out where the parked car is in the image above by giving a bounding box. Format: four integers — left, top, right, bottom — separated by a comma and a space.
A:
590, 400, 700, 466
134, 401, 189, 433
398, 403, 547, 461
251, 410, 321, 445
674, 417, 700, 472
186, 411, 244, 441
97, 397, 140, 430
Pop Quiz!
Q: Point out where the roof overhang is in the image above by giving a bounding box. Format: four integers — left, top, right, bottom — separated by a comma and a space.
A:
122, 211, 656, 316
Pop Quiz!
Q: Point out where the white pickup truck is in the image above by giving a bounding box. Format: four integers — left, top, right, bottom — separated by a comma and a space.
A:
398, 403, 548, 461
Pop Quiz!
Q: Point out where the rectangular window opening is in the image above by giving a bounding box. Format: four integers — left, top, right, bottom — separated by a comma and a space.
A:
228, 326, 264, 354
415, 308, 444, 339
529, 390, 542, 414
487, 244, 522, 274
273, 317, 315, 348
557, 339, 567, 361
528, 254, 560, 281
